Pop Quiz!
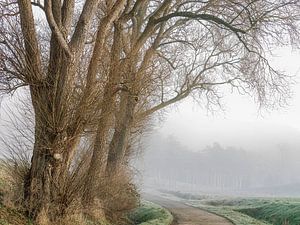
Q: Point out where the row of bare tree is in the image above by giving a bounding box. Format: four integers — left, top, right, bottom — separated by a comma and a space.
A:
141, 138, 300, 194
1, 0, 300, 224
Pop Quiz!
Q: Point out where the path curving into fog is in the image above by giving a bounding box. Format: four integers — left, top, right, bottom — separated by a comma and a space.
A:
145, 194, 233, 225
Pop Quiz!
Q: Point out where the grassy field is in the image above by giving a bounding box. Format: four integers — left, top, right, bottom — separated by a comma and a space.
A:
129, 201, 173, 225
192, 197, 300, 225
188, 199, 271, 225
236, 198, 300, 225
166, 191, 300, 225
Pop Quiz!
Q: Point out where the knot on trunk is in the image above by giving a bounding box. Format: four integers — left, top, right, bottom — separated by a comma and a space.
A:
53, 153, 63, 161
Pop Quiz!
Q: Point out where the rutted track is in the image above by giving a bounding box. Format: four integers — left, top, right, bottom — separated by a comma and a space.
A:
145, 194, 233, 225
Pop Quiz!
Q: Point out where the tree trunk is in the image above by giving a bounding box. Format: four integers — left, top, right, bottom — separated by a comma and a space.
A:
24, 118, 78, 222
24, 80, 80, 223
106, 91, 137, 175
83, 22, 123, 215
82, 83, 117, 218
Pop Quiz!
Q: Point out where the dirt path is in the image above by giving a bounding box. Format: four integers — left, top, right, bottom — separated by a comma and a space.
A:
145, 194, 233, 225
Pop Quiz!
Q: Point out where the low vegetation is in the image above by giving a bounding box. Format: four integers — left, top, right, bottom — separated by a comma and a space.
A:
0, 200, 174, 225
129, 201, 173, 225
0, 162, 172, 225
0, 202, 113, 225
1, 172, 171, 225
0, 204, 33, 225
188, 200, 271, 225
236, 199, 300, 225
167, 191, 300, 225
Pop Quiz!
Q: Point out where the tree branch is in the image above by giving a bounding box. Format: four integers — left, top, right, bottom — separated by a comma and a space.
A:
31, 1, 44, 11
137, 90, 190, 119
70, 0, 101, 52
44, 0, 72, 57
17, 0, 42, 80
154, 12, 247, 34
61, 0, 75, 34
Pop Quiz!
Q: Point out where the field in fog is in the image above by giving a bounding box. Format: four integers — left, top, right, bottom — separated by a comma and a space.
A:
135, 128, 300, 225
136, 130, 300, 198
157, 190, 300, 225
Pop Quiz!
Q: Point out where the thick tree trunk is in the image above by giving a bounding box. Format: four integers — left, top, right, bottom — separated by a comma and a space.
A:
24, 119, 79, 223
106, 91, 137, 175
83, 22, 123, 215
24, 79, 80, 223
82, 83, 117, 218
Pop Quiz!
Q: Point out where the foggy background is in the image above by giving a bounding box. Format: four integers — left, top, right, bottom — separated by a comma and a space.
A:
134, 47, 300, 197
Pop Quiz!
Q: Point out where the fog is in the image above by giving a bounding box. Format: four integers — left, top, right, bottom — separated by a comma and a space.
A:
136, 128, 300, 197
135, 47, 300, 197
159, 105, 300, 152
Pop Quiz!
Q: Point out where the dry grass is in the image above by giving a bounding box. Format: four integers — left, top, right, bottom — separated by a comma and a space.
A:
96, 168, 140, 225
0, 159, 29, 210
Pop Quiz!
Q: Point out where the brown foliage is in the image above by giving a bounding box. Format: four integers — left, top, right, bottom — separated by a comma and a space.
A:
100, 168, 140, 225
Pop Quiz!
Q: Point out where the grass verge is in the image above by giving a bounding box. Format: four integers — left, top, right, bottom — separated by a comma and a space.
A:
197, 197, 300, 225
188, 200, 271, 225
166, 190, 300, 225
236, 199, 300, 225
129, 201, 173, 225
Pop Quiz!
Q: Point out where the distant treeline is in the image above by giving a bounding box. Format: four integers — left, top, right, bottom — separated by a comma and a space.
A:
137, 134, 300, 195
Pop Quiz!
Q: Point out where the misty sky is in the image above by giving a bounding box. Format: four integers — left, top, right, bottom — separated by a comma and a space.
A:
158, 47, 300, 152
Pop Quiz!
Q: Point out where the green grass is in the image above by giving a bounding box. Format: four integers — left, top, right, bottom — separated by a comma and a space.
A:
237, 199, 300, 225
167, 191, 300, 225
129, 201, 173, 225
188, 200, 271, 225
192, 197, 300, 225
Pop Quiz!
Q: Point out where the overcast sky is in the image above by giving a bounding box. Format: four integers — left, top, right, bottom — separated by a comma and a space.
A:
158, 47, 300, 152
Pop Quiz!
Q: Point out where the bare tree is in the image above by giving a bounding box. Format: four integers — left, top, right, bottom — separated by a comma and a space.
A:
1, 0, 300, 224
96, 0, 300, 180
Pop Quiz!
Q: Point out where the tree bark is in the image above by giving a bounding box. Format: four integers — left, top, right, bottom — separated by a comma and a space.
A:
83, 21, 123, 215
82, 82, 117, 215
106, 91, 137, 175
24, 94, 80, 222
